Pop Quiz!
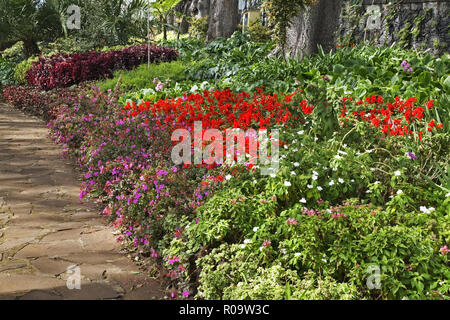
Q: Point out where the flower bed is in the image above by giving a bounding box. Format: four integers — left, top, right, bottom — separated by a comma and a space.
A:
42, 85, 449, 300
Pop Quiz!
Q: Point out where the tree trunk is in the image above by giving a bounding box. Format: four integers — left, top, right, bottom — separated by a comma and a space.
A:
189, 0, 210, 18
23, 38, 40, 58
286, 0, 343, 60
206, 0, 239, 42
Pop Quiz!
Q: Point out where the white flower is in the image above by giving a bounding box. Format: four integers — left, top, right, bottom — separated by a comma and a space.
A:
396, 189, 403, 195
270, 173, 276, 178
366, 149, 373, 153
312, 175, 318, 181
314, 137, 319, 141
307, 184, 313, 189
243, 239, 251, 244
419, 206, 429, 214
338, 178, 344, 184
284, 181, 292, 187
446, 192, 450, 198
297, 130, 304, 135
253, 227, 259, 232
259, 247, 264, 251
225, 174, 232, 180
240, 244, 246, 249
374, 181, 381, 185
284, 145, 288, 150
338, 150, 348, 155
394, 170, 401, 176
334, 155, 342, 160
332, 168, 337, 172
294, 252, 301, 257
293, 148, 298, 152
290, 171, 297, 176
280, 248, 287, 254
321, 258, 327, 263
366, 190, 372, 193
420, 206, 435, 214
300, 198, 307, 203
294, 162, 300, 167
329, 180, 335, 186
317, 186, 323, 191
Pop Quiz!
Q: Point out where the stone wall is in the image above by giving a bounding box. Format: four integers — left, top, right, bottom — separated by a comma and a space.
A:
337, 0, 449, 55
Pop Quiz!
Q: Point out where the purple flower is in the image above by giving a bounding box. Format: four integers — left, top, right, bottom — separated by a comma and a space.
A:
408, 152, 418, 160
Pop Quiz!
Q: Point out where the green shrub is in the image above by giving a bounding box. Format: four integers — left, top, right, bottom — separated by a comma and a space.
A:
1, 41, 25, 63
248, 20, 273, 43
189, 16, 209, 40
13, 56, 38, 84
196, 244, 362, 300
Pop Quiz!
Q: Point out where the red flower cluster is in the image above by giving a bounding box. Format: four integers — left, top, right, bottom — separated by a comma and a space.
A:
122, 88, 306, 131
340, 96, 443, 140
27, 45, 178, 90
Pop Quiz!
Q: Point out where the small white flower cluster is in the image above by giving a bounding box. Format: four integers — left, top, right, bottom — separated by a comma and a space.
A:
419, 206, 435, 214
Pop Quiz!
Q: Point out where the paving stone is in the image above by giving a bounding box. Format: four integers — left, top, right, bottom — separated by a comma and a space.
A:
14, 240, 84, 259
80, 229, 118, 252
0, 263, 27, 273
0, 274, 66, 295
31, 257, 74, 276
54, 282, 121, 300
18, 290, 63, 300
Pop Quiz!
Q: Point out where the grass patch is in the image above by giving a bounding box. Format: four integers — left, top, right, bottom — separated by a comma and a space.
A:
97, 60, 187, 93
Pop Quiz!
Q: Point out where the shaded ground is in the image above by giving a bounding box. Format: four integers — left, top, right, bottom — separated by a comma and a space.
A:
0, 103, 164, 300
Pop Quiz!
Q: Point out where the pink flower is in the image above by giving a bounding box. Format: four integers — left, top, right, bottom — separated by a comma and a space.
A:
440, 245, 448, 255
287, 218, 297, 225
263, 240, 271, 247
183, 291, 189, 298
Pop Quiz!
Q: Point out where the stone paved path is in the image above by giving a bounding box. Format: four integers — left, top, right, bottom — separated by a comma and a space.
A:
0, 104, 164, 300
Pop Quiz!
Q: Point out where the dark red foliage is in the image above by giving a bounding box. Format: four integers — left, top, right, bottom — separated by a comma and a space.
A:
26, 45, 179, 90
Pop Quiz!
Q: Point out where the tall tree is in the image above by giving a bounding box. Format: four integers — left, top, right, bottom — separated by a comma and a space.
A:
206, 0, 239, 41
0, 0, 62, 57
285, 0, 343, 59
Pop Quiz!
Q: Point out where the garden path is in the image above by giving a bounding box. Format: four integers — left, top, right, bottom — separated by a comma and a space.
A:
0, 103, 163, 300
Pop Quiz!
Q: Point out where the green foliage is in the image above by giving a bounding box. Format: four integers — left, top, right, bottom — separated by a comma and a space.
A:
189, 16, 209, 40
149, 0, 182, 41
13, 56, 38, 84
0, 57, 16, 85
1, 41, 25, 62
96, 60, 187, 93
198, 249, 362, 300
247, 19, 273, 43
